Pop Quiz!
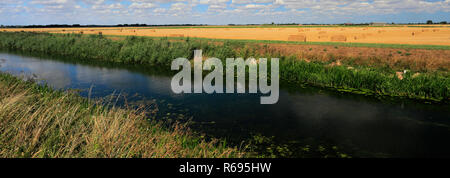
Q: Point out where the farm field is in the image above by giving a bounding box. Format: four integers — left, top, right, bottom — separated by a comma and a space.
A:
3, 25, 450, 46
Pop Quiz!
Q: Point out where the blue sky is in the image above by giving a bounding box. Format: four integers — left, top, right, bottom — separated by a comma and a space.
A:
1, 0, 449, 25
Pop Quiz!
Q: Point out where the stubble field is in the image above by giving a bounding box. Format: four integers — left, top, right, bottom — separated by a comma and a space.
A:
4, 25, 450, 46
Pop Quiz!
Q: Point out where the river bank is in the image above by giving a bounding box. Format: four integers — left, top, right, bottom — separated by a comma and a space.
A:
0, 73, 244, 158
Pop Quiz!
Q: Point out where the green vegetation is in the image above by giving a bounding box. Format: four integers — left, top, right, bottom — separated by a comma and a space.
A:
280, 59, 448, 101
0, 73, 244, 158
0, 32, 448, 101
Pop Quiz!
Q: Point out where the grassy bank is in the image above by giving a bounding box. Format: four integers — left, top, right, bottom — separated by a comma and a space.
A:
0, 73, 244, 158
0, 32, 448, 101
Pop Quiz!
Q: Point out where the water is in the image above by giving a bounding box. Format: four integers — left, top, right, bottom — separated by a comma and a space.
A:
0, 52, 449, 158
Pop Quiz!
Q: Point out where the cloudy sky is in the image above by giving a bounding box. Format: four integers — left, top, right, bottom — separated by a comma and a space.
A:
1, 0, 449, 25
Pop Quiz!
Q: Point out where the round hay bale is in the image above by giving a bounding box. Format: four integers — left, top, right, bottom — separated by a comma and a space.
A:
330, 35, 347, 42
288, 34, 307, 42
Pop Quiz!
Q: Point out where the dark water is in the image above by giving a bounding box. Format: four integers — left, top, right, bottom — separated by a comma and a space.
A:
0, 52, 449, 158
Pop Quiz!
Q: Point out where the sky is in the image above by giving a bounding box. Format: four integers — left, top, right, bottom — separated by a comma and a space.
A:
1, 0, 449, 25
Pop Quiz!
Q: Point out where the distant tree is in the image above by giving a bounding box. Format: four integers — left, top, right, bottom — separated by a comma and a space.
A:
271, 22, 275, 25
426, 20, 433, 24
440, 21, 447, 24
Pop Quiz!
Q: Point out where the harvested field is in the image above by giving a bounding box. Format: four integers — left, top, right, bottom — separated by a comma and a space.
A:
4, 25, 450, 45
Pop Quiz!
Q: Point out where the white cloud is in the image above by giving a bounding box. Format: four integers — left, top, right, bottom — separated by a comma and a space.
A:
232, 0, 273, 4
30, 0, 69, 5
0, 0, 449, 25
276, 0, 449, 14
129, 2, 157, 9
153, 8, 167, 13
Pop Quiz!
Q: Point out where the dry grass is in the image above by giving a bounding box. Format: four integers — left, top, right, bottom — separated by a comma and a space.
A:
0, 74, 245, 158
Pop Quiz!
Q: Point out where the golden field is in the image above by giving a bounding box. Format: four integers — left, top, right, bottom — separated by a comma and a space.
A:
3, 25, 450, 45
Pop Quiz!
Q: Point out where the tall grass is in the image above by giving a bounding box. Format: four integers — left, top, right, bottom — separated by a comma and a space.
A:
280, 58, 449, 101
0, 32, 448, 101
0, 32, 238, 66
0, 73, 245, 158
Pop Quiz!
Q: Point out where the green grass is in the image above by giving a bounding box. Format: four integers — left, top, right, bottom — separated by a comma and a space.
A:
0, 32, 448, 101
0, 73, 245, 158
